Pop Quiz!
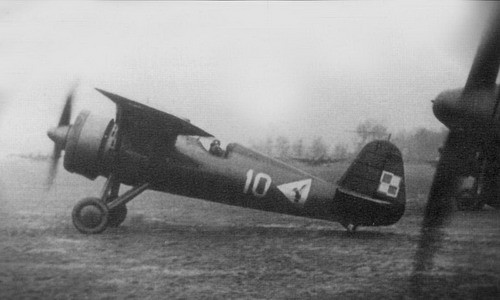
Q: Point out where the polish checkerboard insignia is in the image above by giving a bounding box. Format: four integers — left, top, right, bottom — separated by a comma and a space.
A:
277, 179, 312, 205
377, 171, 401, 198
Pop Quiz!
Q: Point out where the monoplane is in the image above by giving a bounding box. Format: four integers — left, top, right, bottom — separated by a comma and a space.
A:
412, 5, 500, 294
47, 89, 406, 234
431, 8, 500, 211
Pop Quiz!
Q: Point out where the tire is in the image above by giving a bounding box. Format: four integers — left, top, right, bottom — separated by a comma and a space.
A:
72, 197, 109, 234
108, 205, 127, 228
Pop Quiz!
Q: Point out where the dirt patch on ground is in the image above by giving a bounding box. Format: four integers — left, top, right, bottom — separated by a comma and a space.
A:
1, 160, 499, 299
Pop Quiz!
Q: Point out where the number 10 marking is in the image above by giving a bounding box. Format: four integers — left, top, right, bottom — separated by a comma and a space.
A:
244, 169, 272, 198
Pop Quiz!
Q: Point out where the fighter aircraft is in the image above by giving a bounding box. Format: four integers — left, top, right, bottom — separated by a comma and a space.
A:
46, 88, 406, 234
431, 8, 500, 211
412, 6, 500, 294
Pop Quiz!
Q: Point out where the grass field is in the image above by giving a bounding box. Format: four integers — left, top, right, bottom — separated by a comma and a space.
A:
0, 159, 499, 299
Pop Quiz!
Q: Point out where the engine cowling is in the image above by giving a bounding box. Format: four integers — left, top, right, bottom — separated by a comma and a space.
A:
62, 111, 117, 179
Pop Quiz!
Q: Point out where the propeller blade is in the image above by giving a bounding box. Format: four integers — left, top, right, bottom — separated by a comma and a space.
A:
58, 87, 75, 127
46, 85, 77, 190
423, 132, 465, 228
46, 143, 63, 189
410, 131, 466, 293
463, 6, 500, 95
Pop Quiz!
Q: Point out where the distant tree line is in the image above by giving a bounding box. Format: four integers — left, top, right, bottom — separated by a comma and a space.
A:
392, 127, 447, 163
250, 119, 447, 163
9, 152, 51, 162
12, 120, 446, 165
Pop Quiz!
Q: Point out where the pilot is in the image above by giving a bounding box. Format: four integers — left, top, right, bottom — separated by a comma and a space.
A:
209, 139, 225, 157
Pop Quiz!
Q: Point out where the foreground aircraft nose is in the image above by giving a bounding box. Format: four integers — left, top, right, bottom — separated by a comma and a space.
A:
47, 125, 70, 149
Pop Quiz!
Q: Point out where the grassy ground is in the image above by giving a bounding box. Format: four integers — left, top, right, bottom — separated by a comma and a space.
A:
0, 159, 499, 299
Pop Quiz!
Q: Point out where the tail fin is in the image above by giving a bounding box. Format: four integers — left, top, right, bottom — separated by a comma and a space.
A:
333, 140, 406, 226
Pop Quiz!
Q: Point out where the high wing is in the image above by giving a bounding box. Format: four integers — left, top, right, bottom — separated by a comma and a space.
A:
96, 89, 213, 157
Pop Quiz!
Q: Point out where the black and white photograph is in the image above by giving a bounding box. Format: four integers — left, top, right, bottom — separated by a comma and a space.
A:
0, 1, 499, 299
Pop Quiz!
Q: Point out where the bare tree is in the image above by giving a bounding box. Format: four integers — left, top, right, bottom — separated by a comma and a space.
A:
263, 136, 274, 156
275, 136, 290, 158
292, 138, 305, 158
333, 143, 350, 159
310, 137, 329, 160
412, 128, 446, 161
355, 119, 388, 151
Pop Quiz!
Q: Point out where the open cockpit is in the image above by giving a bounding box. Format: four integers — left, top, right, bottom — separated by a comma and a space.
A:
197, 136, 232, 158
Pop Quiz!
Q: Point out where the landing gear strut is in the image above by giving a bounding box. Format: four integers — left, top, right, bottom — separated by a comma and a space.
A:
71, 174, 149, 234
108, 204, 128, 228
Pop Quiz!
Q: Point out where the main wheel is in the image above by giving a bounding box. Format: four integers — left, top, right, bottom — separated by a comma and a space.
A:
108, 205, 127, 228
72, 197, 109, 234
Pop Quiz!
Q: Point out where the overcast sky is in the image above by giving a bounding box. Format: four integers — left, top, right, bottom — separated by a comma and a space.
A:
0, 1, 490, 157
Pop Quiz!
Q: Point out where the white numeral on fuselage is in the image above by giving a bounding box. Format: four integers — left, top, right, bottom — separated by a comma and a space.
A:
243, 169, 272, 198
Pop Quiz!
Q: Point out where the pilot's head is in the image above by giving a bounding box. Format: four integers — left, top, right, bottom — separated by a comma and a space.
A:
212, 139, 221, 146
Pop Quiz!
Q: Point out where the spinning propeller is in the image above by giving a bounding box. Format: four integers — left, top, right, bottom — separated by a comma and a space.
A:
46, 86, 76, 189
411, 6, 500, 292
